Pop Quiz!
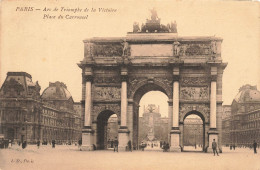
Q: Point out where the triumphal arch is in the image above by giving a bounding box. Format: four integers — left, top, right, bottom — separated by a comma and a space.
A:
78, 11, 227, 152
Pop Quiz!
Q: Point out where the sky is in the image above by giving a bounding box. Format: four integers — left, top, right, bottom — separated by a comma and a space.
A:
1, 0, 259, 117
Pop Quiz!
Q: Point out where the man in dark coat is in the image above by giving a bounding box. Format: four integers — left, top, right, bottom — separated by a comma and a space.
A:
212, 139, 219, 156
128, 140, 132, 152
22, 141, 27, 149
253, 140, 257, 154
114, 137, 118, 152
37, 139, 40, 149
52, 140, 55, 148
78, 138, 82, 150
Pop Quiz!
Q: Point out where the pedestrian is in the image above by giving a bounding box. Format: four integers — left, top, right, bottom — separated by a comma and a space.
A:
52, 139, 56, 148
212, 139, 219, 156
165, 143, 169, 152
8, 139, 12, 148
108, 139, 111, 148
230, 145, 232, 150
78, 138, 82, 150
6, 139, 9, 149
22, 141, 26, 149
253, 140, 257, 154
37, 139, 40, 149
128, 140, 132, 152
111, 140, 114, 148
114, 137, 118, 152
141, 142, 145, 151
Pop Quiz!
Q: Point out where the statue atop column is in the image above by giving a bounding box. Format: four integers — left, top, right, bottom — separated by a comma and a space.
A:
170, 21, 177, 33
122, 40, 129, 56
150, 8, 158, 21
133, 22, 140, 33
173, 41, 180, 56
211, 41, 217, 54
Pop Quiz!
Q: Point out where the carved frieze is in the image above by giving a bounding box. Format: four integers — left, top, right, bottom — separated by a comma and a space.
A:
180, 86, 209, 100
179, 43, 212, 56
93, 77, 120, 84
179, 104, 210, 123
93, 43, 123, 57
93, 86, 121, 101
180, 77, 209, 86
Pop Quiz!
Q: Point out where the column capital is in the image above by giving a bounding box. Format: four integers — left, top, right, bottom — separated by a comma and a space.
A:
173, 75, 180, 82
168, 99, 173, 106
210, 75, 217, 81
121, 75, 128, 82
83, 75, 94, 82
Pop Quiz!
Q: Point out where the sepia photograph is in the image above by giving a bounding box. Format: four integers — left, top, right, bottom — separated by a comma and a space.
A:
0, 0, 260, 169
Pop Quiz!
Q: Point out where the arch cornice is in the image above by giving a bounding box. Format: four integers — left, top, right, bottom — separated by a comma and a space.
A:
179, 104, 210, 123
128, 77, 172, 99
92, 104, 121, 121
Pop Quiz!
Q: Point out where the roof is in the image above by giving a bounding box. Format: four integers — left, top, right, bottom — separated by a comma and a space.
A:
41, 81, 72, 100
234, 84, 260, 103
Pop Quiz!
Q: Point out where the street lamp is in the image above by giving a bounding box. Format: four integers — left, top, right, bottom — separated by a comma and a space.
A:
23, 115, 28, 142
194, 128, 197, 149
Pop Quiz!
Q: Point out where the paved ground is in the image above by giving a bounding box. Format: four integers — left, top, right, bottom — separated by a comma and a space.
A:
0, 145, 259, 170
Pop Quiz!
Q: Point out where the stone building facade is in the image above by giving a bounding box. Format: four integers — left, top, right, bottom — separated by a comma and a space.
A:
221, 105, 231, 146
221, 85, 260, 147
79, 10, 227, 152
0, 72, 82, 144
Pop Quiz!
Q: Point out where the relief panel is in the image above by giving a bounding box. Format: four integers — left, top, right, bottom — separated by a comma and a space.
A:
93, 86, 121, 101
179, 43, 212, 56
93, 76, 120, 84
180, 76, 209, 86
180, 86, 209, 100
93, 43, 123, 57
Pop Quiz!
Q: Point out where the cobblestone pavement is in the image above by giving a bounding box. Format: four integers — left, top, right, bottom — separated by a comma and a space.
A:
0, 145, 259, 170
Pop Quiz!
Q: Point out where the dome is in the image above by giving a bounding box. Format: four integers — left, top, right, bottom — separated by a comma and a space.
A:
41, 81, 72, 100
234, 84, 260, 103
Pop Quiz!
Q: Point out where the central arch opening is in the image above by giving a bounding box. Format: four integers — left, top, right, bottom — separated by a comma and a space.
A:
97, 110, 119, 150
132, 82, 170, 150
183, 112, 205, 152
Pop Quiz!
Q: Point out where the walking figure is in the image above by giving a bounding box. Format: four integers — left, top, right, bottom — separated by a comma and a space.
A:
212, 139, 219, 156
8, 139, 12, 148
253, 140, 257, 154
114, 137, 118, 152
37, 139, 40, 149
128, 140, 132, 152
52, 139, 56, 148
22, 141, 27, 149
78, 138, 82, 150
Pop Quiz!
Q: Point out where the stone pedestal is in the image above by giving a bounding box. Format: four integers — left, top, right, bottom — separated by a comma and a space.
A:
118, 128, 129, 151
207, 129, 219, 153
170, 129, 181, 152
81, 128, 94, 151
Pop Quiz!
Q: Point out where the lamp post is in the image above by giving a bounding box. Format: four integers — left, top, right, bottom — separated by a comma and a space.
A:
107, 128, 110, 149
24, 115, 28, 142
194, 128, 197, 149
